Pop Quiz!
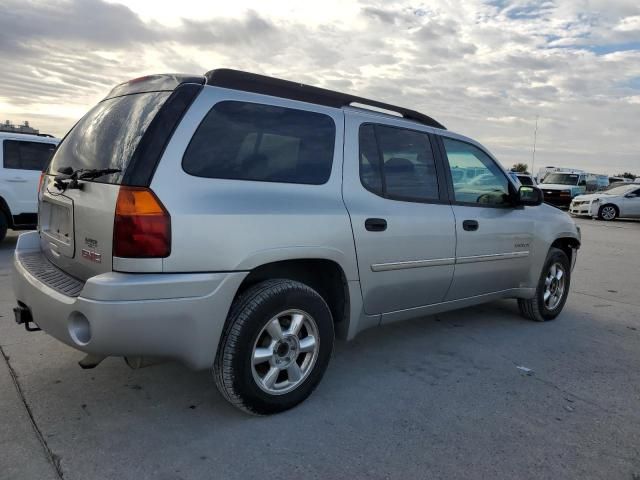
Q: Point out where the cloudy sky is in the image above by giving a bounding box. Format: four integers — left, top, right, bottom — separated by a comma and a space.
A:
1, 0, 639, 175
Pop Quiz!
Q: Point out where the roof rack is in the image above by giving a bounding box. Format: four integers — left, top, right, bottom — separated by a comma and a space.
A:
204, 69, 446, 130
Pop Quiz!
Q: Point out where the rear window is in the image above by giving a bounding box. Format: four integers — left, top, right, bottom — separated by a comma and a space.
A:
182, 101, 336, 185
3, 140, 56, 171
49, 92, 170, 184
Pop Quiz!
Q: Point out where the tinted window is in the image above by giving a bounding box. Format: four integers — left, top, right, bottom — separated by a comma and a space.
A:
183, 101, 336, 185
3, 140, 56, 171
358, 124, 439, 201
517, 175, 534, 186
443, 137, 510, 206
50, 91, 170, 184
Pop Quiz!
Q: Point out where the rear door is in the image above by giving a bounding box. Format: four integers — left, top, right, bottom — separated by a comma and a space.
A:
437, 135, 534, 300
342, 111, 456, 315
1, 139, 56, 217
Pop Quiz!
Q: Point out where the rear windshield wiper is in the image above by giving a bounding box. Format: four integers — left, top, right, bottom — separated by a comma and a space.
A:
53, 167, 121, 191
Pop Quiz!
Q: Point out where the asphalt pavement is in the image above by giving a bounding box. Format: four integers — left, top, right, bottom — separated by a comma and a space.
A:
1, 217, 639, 480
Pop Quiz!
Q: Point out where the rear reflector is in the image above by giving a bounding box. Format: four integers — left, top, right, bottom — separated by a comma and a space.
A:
113, 187, 170, 258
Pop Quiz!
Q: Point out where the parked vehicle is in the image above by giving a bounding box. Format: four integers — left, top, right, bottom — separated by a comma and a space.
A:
0, 132, 59, 241
12, 70, 581, 414
608, 176, 633, 185
595, 175, 609, 191
515, 173, 536, 186
539, 171, 597, 208
570, 184, 640, 220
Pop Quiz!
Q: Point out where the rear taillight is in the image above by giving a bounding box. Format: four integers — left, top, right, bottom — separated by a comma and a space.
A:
113, 187, 170, 258
38, 172, 45, 200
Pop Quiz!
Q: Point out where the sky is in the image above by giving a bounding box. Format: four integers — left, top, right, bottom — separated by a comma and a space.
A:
0, 0, 639, 175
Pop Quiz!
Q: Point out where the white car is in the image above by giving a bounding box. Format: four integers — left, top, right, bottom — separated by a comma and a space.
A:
570, 184, 640, 220
0, 132, 59, 241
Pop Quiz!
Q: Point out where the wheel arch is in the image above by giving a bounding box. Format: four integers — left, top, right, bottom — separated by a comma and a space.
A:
0, 196, 13, 228
550, 236, 580, 268
234, 258, 351, 339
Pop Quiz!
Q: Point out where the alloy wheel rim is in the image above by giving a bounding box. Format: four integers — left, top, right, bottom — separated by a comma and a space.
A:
251, 309, 319, 395
543, 262, 566, 310
602, 206, 616, 220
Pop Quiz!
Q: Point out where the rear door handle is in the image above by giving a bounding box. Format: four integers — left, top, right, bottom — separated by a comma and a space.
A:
462, 220, 479, 231
365, 218, 387, 232
6, 177, 28, 183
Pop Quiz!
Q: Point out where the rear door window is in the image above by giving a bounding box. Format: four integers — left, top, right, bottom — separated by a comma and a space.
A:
358, 124, 440, 202
3, 140, 56, 170
49, 91, 171, 184
182, 101, 336, 185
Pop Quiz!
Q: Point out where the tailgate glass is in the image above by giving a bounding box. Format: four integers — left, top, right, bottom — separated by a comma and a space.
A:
49, 91, 170, 184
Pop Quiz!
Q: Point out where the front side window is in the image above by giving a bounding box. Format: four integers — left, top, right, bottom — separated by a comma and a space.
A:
442, 137, 510, 206
358, 124, 439, 202
183, 101, 336, 185
3, 140, 56, 171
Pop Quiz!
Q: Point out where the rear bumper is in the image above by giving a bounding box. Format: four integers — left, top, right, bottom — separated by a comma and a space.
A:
12, 232, 246, 370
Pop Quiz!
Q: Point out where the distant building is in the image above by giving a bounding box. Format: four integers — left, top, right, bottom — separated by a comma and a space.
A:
0, 120, 40, 135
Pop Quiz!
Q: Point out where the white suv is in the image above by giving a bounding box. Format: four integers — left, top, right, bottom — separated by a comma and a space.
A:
0, 132, 59, 241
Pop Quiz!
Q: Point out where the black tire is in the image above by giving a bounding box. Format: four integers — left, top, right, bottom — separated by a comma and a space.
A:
214, 279, 334, 415
598, 204, 618, 221
0, 211, 8, 242
518, 247, 571, 322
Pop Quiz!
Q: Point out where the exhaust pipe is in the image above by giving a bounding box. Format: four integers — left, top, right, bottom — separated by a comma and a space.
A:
78, 354, 106, 369
124, 356, 167, 369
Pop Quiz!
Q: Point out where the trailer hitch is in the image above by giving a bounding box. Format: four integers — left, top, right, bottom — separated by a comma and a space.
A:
13, 304, 41, 332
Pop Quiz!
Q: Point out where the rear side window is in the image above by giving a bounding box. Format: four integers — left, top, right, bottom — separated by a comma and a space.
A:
49, 91, 170, 184
183, 101, 336, 185
358, 124, 439, 202
3, 140, 56, 171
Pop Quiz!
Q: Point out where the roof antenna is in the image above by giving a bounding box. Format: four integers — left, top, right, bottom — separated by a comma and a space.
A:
531, 115, 539, 177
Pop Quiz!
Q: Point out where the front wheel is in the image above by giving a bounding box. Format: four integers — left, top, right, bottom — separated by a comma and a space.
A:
214, 279, 334, 415
598, 204, 618, 221
518, 247, 571, 322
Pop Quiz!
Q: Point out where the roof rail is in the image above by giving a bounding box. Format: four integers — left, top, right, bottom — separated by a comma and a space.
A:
204, 69, 446, 130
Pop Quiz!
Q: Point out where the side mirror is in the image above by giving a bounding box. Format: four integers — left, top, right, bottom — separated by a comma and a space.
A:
517, 186, 543, 206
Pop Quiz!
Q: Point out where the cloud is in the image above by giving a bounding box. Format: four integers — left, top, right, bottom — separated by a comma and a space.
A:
0, 0, 639, 174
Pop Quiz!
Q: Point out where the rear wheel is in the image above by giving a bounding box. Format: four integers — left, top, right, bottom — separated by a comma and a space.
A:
0, 212, 8, 242
598, 204, 618, 221
214, 279, 334, 415
518, 247, 571, 322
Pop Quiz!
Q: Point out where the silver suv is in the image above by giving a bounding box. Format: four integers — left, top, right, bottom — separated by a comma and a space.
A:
12, 70, 580, 414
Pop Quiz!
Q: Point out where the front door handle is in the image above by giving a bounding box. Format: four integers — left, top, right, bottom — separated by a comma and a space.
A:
365, 218, 387, 232
462, 220, 479, 231
6, 177, 27, 183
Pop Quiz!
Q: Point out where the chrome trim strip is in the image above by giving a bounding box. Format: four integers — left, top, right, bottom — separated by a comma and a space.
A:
456, 251, 529, 264
371, 257, 456, 272
371, 251, 529, 272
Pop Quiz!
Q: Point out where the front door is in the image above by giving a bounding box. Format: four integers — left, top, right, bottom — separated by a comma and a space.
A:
438, 136, 534, 300
342, 111, 456, 315
622, 188, 640, 216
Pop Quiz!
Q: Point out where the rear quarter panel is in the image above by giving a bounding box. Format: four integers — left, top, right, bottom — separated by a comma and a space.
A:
150, 86, 358, 281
